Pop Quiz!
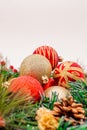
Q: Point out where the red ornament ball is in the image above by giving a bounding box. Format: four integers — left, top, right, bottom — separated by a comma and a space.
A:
33, 45, 62, 69
53, 61, 85, 88
8, 76, 44, 102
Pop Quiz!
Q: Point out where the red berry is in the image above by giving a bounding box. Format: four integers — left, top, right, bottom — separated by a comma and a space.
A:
0, 61, 6, 66
13, 69, 18, 73
9, 65, 14, 69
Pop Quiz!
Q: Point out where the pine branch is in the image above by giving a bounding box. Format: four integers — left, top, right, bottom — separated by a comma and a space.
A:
5, 101, 39, 130
67, 123, 87, 130
69, 81, 87, 106
57, 116, 71, 130
39, 92, 60, 110
68, 80, 87, 116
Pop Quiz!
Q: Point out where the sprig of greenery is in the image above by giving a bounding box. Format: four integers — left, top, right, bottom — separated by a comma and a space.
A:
69, 81, 87, 106
57, 116, 71, 130
68, 80, 87, 116
0, 59, 19, 82
4, 92, 60, 130
67, 123, 87, 130
6, 102, 39, 127
27, 124, 39, 130
0, 67, 19, 82
0, 85, 29, 116
39, 92, 60, 110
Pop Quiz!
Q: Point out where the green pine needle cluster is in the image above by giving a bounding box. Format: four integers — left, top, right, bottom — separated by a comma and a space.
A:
68, 80, 87, 115
0, 65, 19, 82
39, 92, 59, 110
5, 92, 59, 130
0, 57, 19, 82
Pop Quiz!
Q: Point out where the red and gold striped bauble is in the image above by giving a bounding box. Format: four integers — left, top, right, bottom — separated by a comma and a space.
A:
53, 61, 85, 88
33, 45, 62, 69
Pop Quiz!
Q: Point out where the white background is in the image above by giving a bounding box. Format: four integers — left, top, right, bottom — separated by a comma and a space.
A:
0, 0, 87, 70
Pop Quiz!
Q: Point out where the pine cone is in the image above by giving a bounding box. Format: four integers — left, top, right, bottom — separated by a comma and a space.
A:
51, 96, 85, 125
36, 107, 58, 130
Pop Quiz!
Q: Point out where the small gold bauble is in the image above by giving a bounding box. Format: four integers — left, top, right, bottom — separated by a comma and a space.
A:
44, 86, 70, 100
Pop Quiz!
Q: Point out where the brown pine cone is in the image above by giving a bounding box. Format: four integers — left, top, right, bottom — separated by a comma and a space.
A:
51, 96, 85, 125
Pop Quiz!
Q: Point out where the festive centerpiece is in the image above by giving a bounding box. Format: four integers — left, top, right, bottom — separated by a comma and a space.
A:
0, 45, 87, 130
